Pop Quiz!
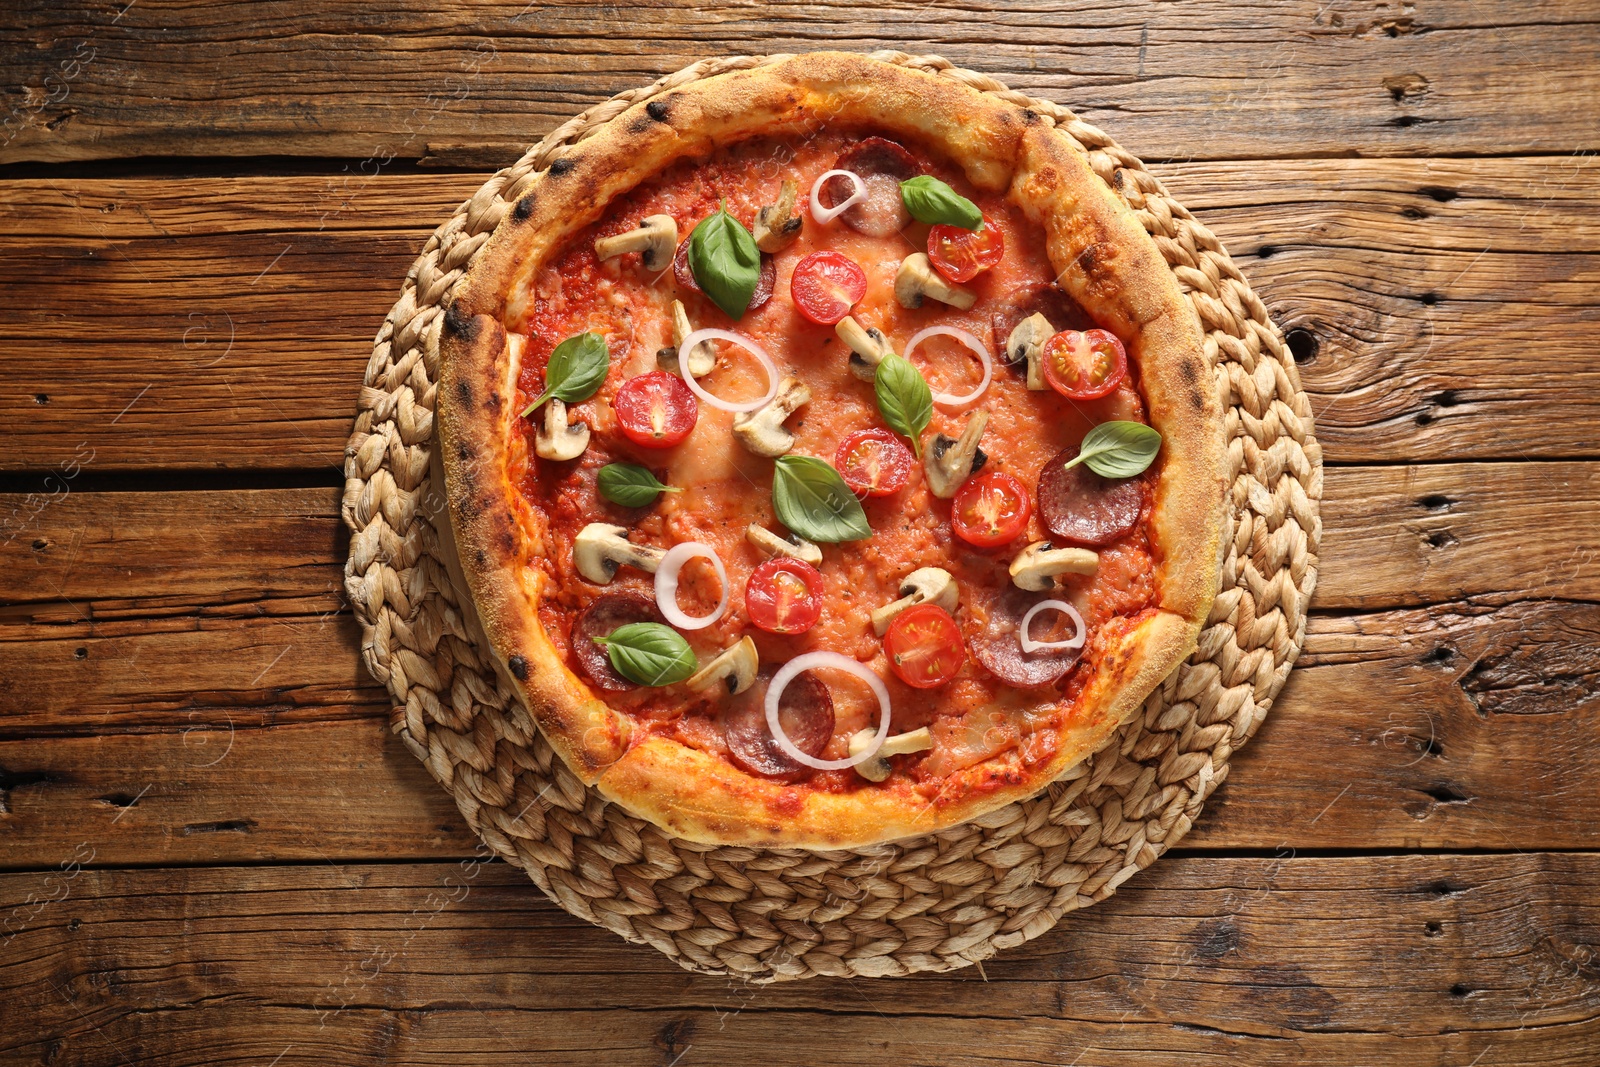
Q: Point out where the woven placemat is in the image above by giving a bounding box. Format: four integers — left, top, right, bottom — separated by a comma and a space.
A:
341, 51, 1322, 982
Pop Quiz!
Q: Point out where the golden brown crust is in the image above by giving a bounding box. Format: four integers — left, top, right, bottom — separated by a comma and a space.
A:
437, 309, 630, 782
437, 52, 1226, 847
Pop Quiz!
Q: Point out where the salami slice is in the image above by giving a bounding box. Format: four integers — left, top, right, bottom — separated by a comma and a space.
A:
971, 588, 1083, 689
572, 592, 668, 691
722, 667, 835, 781
673, 238, 775, 310
990, 283, 1093, 373
1038, 443, 1145, 547
819, 137, 919, 237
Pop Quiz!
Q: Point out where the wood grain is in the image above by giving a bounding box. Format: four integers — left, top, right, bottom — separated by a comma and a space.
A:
3, 855, 1596, 1064
4, 156, 1597, 471
3, 592, 1594, 867
3, 2, 1599, 166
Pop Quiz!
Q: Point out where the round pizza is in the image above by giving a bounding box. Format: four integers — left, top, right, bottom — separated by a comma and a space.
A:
437, 53, 1225, 848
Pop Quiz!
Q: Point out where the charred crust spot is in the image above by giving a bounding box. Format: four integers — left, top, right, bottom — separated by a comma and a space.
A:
511, 194, 536, 223
1022, 107, 1041, 125
443, 302, 478, 341
627, 114, 653, 134
454, 378, 473, 407
1188, 387, 1207, 412
1178, 357, 1200, 386
456, 441, 471, 462
474, 549, 489, 568
506, 654, 528, 680
548, 157, 576, 177
646, 98, 671, 123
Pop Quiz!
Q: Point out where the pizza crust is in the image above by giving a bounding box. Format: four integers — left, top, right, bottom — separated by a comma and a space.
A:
438, 52, 1226, 847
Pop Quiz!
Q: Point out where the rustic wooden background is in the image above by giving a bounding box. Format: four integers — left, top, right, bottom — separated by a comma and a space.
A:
3, 2, 1598, 1064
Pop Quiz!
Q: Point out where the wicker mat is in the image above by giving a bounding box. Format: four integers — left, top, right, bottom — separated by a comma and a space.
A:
341, 51, 1322, 982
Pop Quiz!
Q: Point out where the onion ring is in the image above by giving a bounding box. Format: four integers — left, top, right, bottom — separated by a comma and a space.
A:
765, 651, 892, 771
809, 169, 866, 225
653, 542, 728, 631
1018, 599, 1087, 654
903, 325, 994, 409
676, 328, 781, 414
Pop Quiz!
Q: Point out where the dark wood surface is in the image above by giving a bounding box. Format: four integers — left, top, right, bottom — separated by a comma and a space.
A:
2, 3, 1597, 1064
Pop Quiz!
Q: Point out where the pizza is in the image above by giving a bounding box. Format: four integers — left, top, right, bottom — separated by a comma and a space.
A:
437, 53, 1225, 848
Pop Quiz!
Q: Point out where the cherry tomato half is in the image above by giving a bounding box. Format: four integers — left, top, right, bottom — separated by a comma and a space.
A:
613, 371, 699, 448
1040, 329, 1128, 401
883, 603, 966, 689
789, 250, 868, 325
835, 428, 914, 497
745, 557, 824, 634
927, 218, 1005, 283
951, 471, 1033, 549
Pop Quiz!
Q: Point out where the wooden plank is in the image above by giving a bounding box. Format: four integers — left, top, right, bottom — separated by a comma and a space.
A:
2, 593, 1594, 866
6, 461, 1596, 617
0, 464, 1595, 864
2, 2, 1598, 166
0, 722, 473, 867
3, 855, 1596, 1065
3, 157, 1598, 471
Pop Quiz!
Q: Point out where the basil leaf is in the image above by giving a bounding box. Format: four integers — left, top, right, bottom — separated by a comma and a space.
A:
596, 463, 680, 508
873, 353, 933, 458
594, 622, 697, 686
771, 455, 872, 544
523, 332, 610, 415
899, 175, 983, 230
688, 204, 760, 320
1063, 421, 1162, 479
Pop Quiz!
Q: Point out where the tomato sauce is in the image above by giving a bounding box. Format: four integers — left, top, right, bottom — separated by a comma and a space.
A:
506, 130, 1159, 795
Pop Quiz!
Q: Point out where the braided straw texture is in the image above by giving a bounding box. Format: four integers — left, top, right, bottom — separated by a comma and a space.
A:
342, 52, 1322, 982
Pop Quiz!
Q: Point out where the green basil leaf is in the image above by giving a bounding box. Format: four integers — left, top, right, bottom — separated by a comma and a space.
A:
873, 353, 933, 458
1063, 421, 1163, 479
596, 463, 680, 508
688, 204, 760, 320
593, 622, 697, 687
899, 175, 983, 230
523, 332, 610, 415
771, 455, 872, 544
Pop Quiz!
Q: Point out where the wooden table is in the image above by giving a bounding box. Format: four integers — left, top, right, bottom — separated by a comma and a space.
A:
3, 4, 1597, 1064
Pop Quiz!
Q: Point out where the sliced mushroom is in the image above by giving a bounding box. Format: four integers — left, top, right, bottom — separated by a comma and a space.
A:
849, 726, 933, 783
745, 524, 823, 565
1009, 540, 1100, 591
686, 636, 759, 696
573, 523, 666, 585
924, 411, 990, 499
894, 253, 976, 310
1006, 311, 1055, 391
594, 214, 677, 272
656, 299, 715, 378
836, 315, 897, 382
534, 398, 590, 461
753, 179, 802, 253
870, 567, 959, 636
732, 376, 811, 458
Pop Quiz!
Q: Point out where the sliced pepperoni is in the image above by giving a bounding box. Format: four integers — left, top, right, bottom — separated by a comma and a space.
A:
572, 592, 667, 691
819, 137, 920, 237
989, 283, 1094, 373
1037, 442, 1145, 547
674, 238, 774, 310
721, 667, 835, 781
970, 588, 1083, 689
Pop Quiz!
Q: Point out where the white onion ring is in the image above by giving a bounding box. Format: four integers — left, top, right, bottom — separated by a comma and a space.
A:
653, 542, 728, 631
809, 169, 865, 225
903, 325, 994, 409
676, 328, 781, 414
765, 651, 892, 771
1018, 599, 1086, 654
